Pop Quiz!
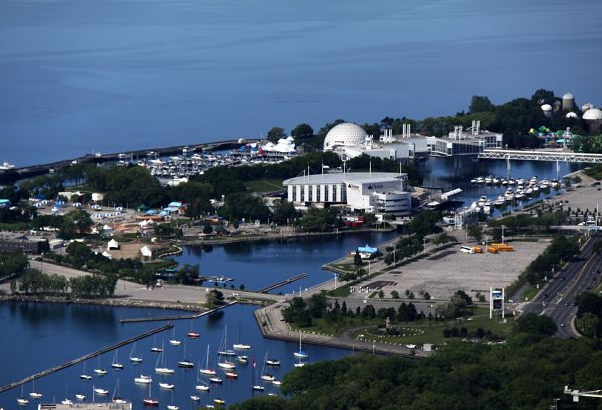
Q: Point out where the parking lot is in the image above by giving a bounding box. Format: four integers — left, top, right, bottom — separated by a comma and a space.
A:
346, 240, 550, 302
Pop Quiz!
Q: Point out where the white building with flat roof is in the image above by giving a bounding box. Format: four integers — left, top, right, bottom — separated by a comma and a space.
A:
283, 172, 411, 213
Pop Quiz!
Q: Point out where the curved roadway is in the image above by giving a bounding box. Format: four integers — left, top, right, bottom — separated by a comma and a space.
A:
521, 233, 601, 338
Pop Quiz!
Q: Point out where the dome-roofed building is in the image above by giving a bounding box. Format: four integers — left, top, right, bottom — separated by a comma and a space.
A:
583, 108, 602, 121
541, 104, 553, 117
582, 103, 595, 112
583, 108, 602, 133
323, 123, 368, 151
565, 112, 579, 119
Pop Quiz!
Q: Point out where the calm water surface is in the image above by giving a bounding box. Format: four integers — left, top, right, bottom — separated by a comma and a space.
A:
1, 0, 601, 165
0, 303, 351, 408
175, 231, 398, 293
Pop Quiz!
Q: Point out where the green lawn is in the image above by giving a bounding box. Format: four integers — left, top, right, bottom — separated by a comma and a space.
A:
353, 313, 515, 346
243, 179, 284, 192
327, 262, 358, 274
289, 316, 384, 336
327, 285, 351, 297
0, 222, 27, 231
521, 284, 540, 302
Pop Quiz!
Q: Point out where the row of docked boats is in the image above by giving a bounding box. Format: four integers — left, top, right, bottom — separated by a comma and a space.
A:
471, 175, 560, 189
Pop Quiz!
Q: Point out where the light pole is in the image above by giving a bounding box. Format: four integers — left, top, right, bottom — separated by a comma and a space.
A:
501, 225, 505, 244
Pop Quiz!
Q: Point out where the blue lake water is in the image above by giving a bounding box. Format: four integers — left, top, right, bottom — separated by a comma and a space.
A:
0, 302, 351, 408
420, 156, 587, 209
1, 0, 601, 166
174, 231, 398, 294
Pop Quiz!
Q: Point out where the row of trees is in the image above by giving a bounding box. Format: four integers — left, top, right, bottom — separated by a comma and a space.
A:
282, 294, 426, 327
523, 234, 580, 285
13, 269, 118, 298
233, 315, 590, 410
31, 210, 93, 239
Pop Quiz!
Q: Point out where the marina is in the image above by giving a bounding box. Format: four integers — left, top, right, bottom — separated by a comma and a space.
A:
0, 303, 352, 407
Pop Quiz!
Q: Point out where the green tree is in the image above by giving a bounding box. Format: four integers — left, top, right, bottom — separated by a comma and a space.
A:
514, 313, 557, 336
353, 250, 363, 266
291, 123, 314, 140
206, 289, 224, 308
466, 223, 484, 242
469, 95, 495, 113
267, 127, 286, 143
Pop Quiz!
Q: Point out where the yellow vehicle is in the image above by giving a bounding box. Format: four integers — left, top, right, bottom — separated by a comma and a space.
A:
487, 246, 498, 254
472, 246, 483, 253
490, 243, 515, 251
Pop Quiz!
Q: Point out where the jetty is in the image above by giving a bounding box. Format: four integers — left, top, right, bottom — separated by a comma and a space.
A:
0, 138, 259, 183
259, 273, 309, 293
119, 300, 237, 323
0, 323, 173, 394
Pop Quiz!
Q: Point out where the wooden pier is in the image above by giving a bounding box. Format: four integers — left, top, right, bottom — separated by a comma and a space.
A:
0, 323, 172, 394
259, 274, 309, 293
119, 300, 238, 324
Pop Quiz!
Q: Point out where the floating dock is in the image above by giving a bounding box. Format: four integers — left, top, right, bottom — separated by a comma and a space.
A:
259, 274, 309, 293
119, 300, 237, 324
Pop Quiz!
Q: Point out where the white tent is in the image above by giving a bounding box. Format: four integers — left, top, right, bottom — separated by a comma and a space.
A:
102, 251, 113, 260
140, 245, 153, 258
107, 239, 120, 250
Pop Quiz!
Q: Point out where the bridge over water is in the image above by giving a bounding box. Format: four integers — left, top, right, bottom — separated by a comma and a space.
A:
478, 149, 602, 164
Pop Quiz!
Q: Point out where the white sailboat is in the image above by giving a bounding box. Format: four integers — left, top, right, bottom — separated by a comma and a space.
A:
93, 386, 109, 395
155, 342, 175, 375
61, 384, 73, 404
94, 355, 107, 376
17, 383, 29, 405
28, 376, 42, 399
159, 382, 175, 389
217, 326, 236, 370
233, 323, 250, 350
134, 375, 152, 384
80, 361, 92, 380
293, 333, 308, 359
75, 393, 86, 401
111, 379, 127, 404
195, 361, 210, 392
251, 357, 264, 391
199, 345, 216, 376
129, 343, 143, 364
169, 327, 182, 346
177, 341, 194, 368
150, 335, 162, 353
111, 349, 123, 369
166, 389, 178, 410
260, 353, 275, 382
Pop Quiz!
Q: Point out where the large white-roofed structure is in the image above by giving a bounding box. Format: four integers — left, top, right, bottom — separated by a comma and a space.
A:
283, 172, 411, 213
323, 123, 368, 151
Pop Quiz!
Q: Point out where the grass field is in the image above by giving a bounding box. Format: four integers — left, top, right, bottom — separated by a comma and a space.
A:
327, 285, 351, 297
0, 222, 27, 231
243, 179, 283, 192
521, 284, 540, 302
355, 313, 515, 346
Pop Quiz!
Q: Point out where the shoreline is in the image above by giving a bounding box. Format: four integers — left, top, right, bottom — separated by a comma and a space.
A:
0, 294, 207, 313
177, 227, 396, 246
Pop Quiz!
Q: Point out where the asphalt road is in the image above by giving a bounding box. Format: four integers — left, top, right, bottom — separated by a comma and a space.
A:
522, 233, 601, 338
